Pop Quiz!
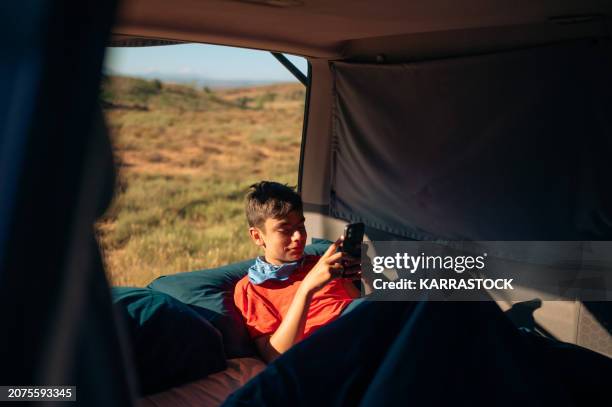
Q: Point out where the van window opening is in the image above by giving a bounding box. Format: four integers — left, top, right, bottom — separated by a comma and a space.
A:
97, 43, 308, 287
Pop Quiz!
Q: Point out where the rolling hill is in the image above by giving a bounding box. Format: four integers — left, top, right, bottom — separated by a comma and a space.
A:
97, 76, 306, 286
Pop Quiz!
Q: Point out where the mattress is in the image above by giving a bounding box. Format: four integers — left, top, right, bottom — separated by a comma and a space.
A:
138, 357, 267, 407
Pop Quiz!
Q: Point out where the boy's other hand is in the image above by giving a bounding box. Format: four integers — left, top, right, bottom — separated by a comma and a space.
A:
299, 237, 346, 295
341, 255, 361, 279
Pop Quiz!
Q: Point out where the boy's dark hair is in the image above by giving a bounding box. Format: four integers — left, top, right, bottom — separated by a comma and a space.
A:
246, 181, 303, 228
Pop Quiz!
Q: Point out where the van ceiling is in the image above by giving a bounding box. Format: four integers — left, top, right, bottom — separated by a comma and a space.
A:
113, 0, 612, 58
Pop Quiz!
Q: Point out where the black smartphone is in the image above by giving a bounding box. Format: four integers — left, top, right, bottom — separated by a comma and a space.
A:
342, 222, 364, 258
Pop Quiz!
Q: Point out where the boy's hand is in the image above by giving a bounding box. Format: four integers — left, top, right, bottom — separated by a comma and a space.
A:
299, 237, 346, 295
341, 255, 362, 279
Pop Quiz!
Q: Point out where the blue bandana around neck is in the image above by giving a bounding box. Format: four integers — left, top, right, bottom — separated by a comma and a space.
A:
248, 256, 305, 285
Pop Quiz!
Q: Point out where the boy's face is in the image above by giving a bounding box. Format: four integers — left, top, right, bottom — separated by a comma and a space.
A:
249, 210, 307, 265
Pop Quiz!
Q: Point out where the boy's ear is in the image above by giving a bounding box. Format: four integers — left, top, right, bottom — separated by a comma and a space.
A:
249, 226, 266, 248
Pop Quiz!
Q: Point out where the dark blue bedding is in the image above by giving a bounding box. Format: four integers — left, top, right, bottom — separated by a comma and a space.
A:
222, 300, 611, 407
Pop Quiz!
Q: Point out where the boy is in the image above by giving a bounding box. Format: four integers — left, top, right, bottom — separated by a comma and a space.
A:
234, 181, 361, 362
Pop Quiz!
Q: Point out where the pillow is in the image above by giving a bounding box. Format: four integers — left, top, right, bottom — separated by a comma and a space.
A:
147, 239, 333, 359
307, 238, 335, 254
112, 287, 227, 395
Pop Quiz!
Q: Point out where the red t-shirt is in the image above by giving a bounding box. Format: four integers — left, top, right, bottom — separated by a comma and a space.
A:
234, 255, 354, 339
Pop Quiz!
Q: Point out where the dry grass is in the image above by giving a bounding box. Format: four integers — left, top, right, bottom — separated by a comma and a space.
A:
97, 76, 305, 286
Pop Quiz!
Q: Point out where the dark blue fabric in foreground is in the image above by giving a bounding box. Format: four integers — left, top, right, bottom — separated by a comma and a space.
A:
222, 300, 611, 407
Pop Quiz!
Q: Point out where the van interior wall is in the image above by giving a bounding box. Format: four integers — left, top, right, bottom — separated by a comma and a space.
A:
301, 17, 611, 228
300, 32, 611, 356
329, 39, 612, 241
300, 59, 334, 213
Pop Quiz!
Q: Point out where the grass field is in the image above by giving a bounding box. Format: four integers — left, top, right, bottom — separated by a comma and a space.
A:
97, 76, 305, 286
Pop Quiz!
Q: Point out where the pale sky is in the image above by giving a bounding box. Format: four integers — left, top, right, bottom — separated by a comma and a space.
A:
104, 43, 307, 82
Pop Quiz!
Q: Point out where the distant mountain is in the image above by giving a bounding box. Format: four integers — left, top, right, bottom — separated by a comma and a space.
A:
100, 74, 305, 113
102, 69, 294, 89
